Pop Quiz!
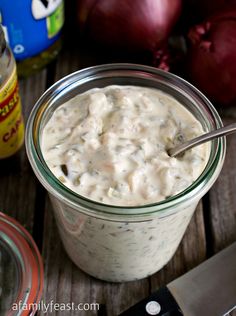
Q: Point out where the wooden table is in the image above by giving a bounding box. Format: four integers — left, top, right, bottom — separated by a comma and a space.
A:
1, 38, 236, 316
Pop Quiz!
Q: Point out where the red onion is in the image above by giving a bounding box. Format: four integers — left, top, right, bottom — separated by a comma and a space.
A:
202, 0, 236, 14
184, 0, 236, 17
187, 6, 236, 106
77, 0, 182, 53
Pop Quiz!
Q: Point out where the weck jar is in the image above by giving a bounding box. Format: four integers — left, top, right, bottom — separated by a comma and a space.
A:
25, 64, 226, 282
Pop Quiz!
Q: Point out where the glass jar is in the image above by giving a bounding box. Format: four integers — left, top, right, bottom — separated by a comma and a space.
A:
25, 64, 226, 282
0, 212, 43, 315
0, 24, 24, 159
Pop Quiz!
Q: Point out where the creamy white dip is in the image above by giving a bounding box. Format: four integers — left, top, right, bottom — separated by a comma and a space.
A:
40, 85, 211, 282
42, 85, 209, 206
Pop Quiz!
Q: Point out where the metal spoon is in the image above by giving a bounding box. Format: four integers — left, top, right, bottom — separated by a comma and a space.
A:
168, 123, 236, 157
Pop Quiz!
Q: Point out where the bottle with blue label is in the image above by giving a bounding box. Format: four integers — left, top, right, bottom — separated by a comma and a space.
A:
0, 0, 64, 77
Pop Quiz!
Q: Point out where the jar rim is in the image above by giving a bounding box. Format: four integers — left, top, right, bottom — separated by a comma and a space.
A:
0, 212, 43, 315
25, 63, 226, 219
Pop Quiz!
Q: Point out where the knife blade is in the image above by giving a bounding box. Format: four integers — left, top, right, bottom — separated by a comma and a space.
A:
119, 242, 236, 316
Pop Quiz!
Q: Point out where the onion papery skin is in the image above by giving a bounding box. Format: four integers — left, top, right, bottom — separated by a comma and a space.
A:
77, 0, 182, 53
188, 7, 236, 106
191, 0, 236, 17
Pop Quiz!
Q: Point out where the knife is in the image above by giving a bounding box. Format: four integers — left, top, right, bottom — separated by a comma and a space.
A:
119, 242, 236, 316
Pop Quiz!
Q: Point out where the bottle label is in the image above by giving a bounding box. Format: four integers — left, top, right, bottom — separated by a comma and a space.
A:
0, 0, 64, 60
0, 66, 24, 158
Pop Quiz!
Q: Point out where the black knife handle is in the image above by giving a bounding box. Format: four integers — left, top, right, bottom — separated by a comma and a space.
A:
118, 286, 183, 316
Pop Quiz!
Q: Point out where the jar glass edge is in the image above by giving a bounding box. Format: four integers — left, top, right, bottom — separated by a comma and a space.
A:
25, 63, 226, 219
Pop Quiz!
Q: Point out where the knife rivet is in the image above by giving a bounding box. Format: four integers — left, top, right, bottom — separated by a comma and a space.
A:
145, 301, 161, 315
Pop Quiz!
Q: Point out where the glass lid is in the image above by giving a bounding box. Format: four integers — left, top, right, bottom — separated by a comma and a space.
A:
0, 212, 43, 316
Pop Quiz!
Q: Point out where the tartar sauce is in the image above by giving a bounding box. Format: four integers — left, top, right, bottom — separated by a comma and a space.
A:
41, 85, 209, 206
40, 85, 212, 282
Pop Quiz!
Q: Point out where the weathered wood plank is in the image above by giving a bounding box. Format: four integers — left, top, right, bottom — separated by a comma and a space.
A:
208, 115, 236, 253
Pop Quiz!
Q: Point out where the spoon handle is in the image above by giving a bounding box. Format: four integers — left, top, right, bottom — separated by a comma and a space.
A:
168, 122, 236, 157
